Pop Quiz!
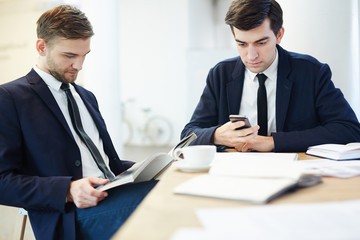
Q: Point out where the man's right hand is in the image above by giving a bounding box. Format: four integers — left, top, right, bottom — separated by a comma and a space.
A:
67, 177, 110, 208
213, 120, 259, 147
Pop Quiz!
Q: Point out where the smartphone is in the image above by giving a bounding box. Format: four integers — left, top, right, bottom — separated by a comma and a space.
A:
229, 115, 251, 130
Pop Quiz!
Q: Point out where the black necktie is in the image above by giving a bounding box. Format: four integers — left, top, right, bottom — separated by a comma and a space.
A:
61, 83, 115, 181
257, 73, 268, 136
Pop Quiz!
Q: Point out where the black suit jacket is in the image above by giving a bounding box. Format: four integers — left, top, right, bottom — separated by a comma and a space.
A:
0, 69, 131, 240
181, 45, 360, 151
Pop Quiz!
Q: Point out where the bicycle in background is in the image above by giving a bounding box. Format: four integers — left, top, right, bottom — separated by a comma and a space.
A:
121, 99, 173, 146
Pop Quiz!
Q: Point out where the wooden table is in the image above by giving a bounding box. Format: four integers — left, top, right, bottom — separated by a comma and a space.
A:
112, 153, 360, 240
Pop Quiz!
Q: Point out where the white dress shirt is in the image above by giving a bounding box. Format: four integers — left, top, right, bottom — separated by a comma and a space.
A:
34, 66, 114, 178
239, 50, 278, 135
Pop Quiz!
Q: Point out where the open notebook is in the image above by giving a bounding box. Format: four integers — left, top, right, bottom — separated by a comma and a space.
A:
174, 152, 308, 204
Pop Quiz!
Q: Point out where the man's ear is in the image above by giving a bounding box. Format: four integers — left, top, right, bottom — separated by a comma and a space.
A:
276, 27, 285, 44
36, 39, 47, 56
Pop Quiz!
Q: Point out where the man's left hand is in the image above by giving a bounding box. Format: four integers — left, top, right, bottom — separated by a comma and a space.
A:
235, 135, 274, 152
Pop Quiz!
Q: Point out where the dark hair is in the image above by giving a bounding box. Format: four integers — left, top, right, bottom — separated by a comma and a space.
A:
36, 5, 94, 44
225, 0, 283, 36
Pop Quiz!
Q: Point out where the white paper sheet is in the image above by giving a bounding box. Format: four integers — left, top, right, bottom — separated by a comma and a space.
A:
296, 159, 360, 178
194, 200, 360, 240
211, 152, 301, 179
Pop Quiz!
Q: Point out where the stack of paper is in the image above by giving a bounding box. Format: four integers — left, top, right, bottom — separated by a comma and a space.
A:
174, 152, 303, 204
306, 143, 360, 160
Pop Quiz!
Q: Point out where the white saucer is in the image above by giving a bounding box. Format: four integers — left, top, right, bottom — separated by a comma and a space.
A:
173, 161, 210, 172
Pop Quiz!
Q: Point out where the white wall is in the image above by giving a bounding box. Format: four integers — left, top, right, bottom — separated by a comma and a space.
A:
186, 0, 237, 118
117, 0, 189, 145
0, 0, 58, 81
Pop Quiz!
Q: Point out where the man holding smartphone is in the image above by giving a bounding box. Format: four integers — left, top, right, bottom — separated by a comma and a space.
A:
181, 0, 360, 152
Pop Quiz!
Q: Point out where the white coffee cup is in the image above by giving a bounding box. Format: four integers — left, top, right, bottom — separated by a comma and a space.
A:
174, 145, 216, 166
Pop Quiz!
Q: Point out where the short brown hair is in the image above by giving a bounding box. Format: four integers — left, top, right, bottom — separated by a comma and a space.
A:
36, 5, 94, 44
225, 0, 283, 36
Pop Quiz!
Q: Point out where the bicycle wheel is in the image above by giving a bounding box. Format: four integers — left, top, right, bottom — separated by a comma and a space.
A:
144, 116, 173, 146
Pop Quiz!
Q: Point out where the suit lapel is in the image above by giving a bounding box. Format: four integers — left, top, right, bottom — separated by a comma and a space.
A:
26, 69, 74, 138
276, 45, 293, 132
73, 84, 107, 140
227, 58, 245, 115
73, 84, 115, 158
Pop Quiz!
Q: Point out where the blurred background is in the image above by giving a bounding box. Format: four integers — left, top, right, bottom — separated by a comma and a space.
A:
0, 0, 359, 160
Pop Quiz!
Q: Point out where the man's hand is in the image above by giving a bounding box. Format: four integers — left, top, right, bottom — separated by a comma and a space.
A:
214, 121, 260, 147
235, 135, 275, 152
67, 177, 110, 208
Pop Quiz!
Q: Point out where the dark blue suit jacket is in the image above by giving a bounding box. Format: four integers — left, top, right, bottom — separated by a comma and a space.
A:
0, 69, 131, 240
181, 45, 360, 152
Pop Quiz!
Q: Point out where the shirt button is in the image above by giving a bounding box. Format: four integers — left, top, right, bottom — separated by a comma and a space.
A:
75, 160, 81, 167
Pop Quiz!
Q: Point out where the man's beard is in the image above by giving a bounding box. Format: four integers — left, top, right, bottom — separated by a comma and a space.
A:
47, 55, 77, 83
49, 69, 69, 83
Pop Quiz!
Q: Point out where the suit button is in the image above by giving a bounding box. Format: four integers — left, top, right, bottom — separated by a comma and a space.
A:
75, 160, 81, 167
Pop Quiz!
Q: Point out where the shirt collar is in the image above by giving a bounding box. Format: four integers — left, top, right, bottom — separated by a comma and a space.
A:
33, 65, 63, 91
246, 48, 279, 82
